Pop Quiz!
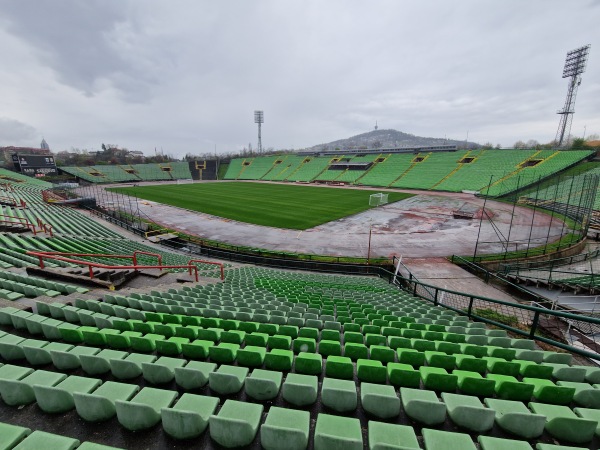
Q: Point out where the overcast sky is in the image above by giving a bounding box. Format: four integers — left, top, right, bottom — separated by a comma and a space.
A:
0, 0, 598, 158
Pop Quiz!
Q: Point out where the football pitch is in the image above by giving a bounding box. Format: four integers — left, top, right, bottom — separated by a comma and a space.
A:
108, 182, 413, 230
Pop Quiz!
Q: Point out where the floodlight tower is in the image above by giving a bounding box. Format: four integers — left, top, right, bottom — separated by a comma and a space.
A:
555, 45, 591, 147
254, 110, 264, 153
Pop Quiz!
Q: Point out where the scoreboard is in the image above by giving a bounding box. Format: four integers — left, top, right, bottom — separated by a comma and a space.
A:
12, 154, 58, 177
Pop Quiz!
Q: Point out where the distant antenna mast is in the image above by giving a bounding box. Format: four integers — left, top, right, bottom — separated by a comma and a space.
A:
374, 121, 378, 131
254, 110, 264, 153
555, 45, 590, 147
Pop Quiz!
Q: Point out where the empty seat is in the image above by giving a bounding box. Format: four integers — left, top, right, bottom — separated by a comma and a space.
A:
34, 375, 102, 413
115, 387, 178, 431
174, 361, 216, 390
0, 369, 66, 406
524, 378, 575, 405
74, 381, 139, 422
0, 422, 31, 449
529, 402, 597, 444
322, 377, 357, 413
281, 373, 318, 406
314, 413, 363, 450
361, 382, 400, 419
367, 421, 419, 450
109, 353, 157, 380
161, 393, 219, 440
442, 392, 495, 432
208, 364, 248, 395
478, 435, 534, 450
400, 387, 446, 425
209, 399, 263, 447
142, 356, 186, 385
484, 398, 545, 439
294, 352, 322, 375
12, 430, 80, 450
421, 428, 476, 450
80, 349, 127, 375
245, 369, 282, 401
260, 406, 310, 450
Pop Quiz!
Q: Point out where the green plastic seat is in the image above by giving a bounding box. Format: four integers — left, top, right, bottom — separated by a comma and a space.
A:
49, 346, 100, 370
524, 378, 575, 405
209, 399, 263, 447
344, 342, 368, 361
514, 359, 553, 379
23, 341, 73, 366
181, 339, 213, 359
574, 407, 600, 438
264, 349, 293, 371
322, 377, 357, 413
454, 370, 495, 397
208, 342, 239, 364
115, 386, 178, 431
367, 421, 419, 450
484, 398, 545, 439
370, 345, 395, 363
80, 349, 127, 375
237, 345, 267, 367
483, 357, 520, 376
557, 381, 600, 408
543, 363, 586, 382
208, 364, 248, 395
361, 382, 400, 419
74, 381, 139, 422
529, 402, 596, 444
319, 339, 342, 357
542, 351, 572, 365
397, 348, 425, 367
442, 392, 495, 432
161, 393, 219, 440
487, 374, 534, 402
400, 387, 446, 425
0, 367, 66, 406
387, 362, 420, 388
109, 353, 157, 380
477, 435, 534, 450
281, 373, 318, 406
357, 359, 387, 383
142, 356, 186, 385
260, 406, 310, 450
314, 413, 362, 450
325, 355, 353, 379
174, 361, 216, 390
0, 422, 31, 449
34, 375, 102, 413
156, 336, 189, 356
455, 354, 487, 374
245, 368, 282, 401
420, 366, 457, 392
246, 332, 269, 347
12, 430, 79, 450
130, 333, 165, 352
421, 428, 476, 450
294, 352, 322, 375
425, 350, 456, 371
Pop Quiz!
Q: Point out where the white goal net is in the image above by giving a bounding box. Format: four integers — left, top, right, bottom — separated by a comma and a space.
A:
369, 192, 389, 206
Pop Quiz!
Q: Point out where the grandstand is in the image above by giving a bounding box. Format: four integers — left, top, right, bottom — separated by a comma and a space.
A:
2, 165, 600, 449
223, 149, 594, 197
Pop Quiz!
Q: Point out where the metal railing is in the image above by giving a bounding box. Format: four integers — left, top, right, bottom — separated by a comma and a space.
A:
25, 250, 225, 282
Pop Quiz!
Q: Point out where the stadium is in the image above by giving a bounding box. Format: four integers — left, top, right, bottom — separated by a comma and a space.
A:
1, 140, 600, 450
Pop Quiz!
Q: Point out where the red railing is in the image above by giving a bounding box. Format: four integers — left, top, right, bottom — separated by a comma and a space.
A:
0, 214, 44, 235
25, 251, 225, 282
188, 259, 225, 280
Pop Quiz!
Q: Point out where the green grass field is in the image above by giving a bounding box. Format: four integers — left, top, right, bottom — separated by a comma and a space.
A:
109, 182, 413, 230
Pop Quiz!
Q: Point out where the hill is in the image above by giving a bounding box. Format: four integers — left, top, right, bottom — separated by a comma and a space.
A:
310, 128, 480, 151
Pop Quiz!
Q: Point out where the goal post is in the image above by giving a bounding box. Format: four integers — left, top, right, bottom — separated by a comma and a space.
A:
369, 192, 389, 207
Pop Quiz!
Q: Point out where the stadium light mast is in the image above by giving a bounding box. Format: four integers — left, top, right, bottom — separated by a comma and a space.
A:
254, 110, 264, 153
555, 45, 590, 147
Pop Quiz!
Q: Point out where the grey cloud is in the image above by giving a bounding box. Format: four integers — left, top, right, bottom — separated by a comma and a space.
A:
0, 118, 37, 144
